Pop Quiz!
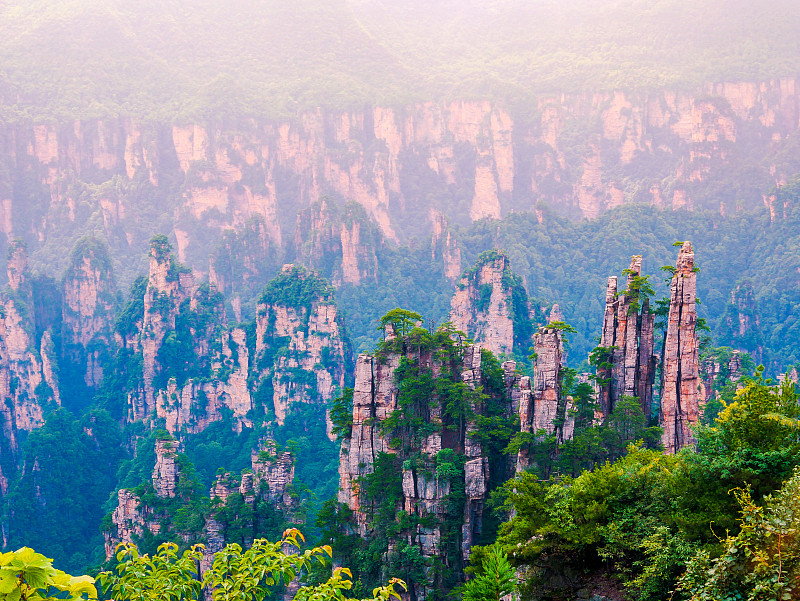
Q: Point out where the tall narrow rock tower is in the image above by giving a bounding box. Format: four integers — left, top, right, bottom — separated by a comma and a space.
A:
596, 256, 657, 420
660, 242, 701, 454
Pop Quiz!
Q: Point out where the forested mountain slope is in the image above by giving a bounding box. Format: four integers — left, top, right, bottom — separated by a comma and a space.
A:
2, 0, 799, 121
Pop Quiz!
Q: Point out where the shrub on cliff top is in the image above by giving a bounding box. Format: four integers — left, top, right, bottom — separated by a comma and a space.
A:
258, 265, 335, 311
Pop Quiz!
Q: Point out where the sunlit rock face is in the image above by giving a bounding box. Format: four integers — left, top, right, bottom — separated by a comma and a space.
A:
3, 79, 799, 287
61, 239, 116, 388
450, 253, 516, 357
596, 256, 657, 421
660, 242, 701, 454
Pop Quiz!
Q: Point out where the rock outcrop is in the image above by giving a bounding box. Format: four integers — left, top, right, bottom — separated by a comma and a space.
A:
61, 237, 116, 388
430, 212, 462, 282
516, 324, 572, 473
699, 348, 745, 403
152, 438, 180, 498
450, 251, 527, 356
337, 330, 521, 598
121, 236, 253, 434
250, 439, 298, 515
104, 437, 183, 556
718, 281, 765, 365
659, 242, 701, 454
292, 200, 380, 286
254, 265, 346, 427
105, 436, 299, 561
595, 257, 657, 420
0, 242, 60, 460
207, 216, 278, 306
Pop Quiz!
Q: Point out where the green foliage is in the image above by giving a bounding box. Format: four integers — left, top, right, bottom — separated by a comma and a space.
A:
100, 531, 404, 601
275, 402, 341, 528
496, 376, 800, 600
330, 388, 354, 440
471, 350, 517, 484
3, 0, 800, 122
679, 468, 800, 601
377, 308, 423, 338
5, 409, 125, 574
99, 543, 204, 601
461, 545, 516, 601
114, 276, 147, 340
152, 284, 226, 390
699, 345, 756, 423
618, 270, 655, 314
546, 320, 577, 334
0, 547, 96, 601
258, 266, 334, 312
64, 236, 113, 280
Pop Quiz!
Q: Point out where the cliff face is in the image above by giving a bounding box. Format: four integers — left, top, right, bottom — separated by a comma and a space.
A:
660, 242, 701, 454
202, 438, 299, 570
120, 236, 253, 434
595, 257, 657, 420
718, 281, 765, 365
5, 79, 800, 289
0, 242, 59, 460
254, 265, 347, 427
152, 438, 180, 498
516, 324, 573, 473
104, 437, 181, 556
430, 212, 462, 282
337, 351, 401, 531
337, 331, 520, 598
292, 200, 380, 286
450, 251, 525, 356
105, 436, 299, 560
700, 349, 744, 403
61, 239, 116, 387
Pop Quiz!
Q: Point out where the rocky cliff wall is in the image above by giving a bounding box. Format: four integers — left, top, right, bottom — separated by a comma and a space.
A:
122, 237, 254, 434
450, 252, 518, 356
61, 238, 116, 388
292, 200, 380, 286
104, 436, 298, 560
717, 281, 765, 365
254, 265, 347, 428
515, 323, 574, 473
4, 79, 800, 285
0, 243, 59, 468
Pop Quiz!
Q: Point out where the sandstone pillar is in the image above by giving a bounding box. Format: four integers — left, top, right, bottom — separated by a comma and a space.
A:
659, 242, 700, 454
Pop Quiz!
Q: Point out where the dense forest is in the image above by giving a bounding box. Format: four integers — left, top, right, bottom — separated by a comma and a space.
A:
1, 0, 799, 121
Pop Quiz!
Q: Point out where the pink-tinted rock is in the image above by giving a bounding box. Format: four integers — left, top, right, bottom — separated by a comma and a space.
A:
596, 257, 657, 420
660, 242, 701, 454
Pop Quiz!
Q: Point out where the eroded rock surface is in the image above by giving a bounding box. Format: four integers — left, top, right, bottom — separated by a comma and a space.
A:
450, 252, 520, 356
660, 242, 701, 454
595, 257, 657, 420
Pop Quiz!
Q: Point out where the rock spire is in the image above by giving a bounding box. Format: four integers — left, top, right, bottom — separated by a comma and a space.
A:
596, 256, 657, 420
450, 250, 527, 356
516, 324, 571, 472
659, 242, 701, 454
337, 333, 520, 598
